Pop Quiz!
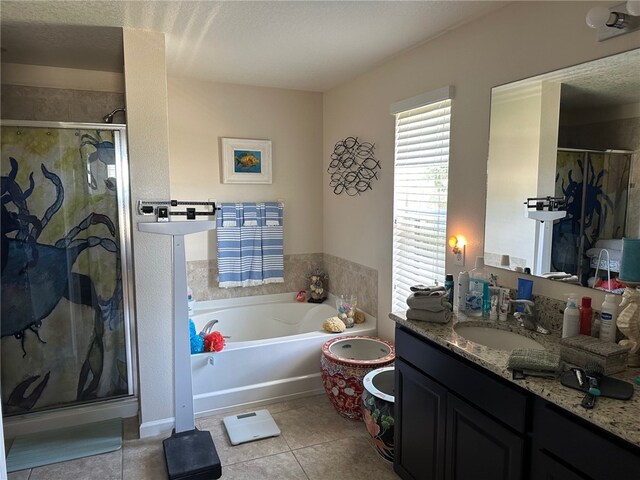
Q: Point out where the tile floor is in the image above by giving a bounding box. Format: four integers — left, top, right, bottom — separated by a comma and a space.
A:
6, 394, 398, 479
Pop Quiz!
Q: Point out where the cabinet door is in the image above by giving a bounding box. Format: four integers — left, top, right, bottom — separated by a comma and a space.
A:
395, 358, 447, 480
445, 393, 523, 480
532, 449, 588, 480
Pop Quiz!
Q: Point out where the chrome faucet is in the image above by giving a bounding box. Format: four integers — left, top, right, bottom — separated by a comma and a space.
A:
200, 319, 219, 335
510, 299, 549, 334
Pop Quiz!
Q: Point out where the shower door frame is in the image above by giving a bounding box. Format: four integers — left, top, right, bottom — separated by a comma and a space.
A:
1, 119, 138, 411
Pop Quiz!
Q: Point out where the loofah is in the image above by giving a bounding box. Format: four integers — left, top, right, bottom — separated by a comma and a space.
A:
189, 319, 196, 338
204, 331, 225, 352
190, 334, 204, 354
323, 316, 346, 333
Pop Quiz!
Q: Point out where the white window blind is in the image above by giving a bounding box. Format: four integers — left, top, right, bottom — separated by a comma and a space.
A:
392, 97, 451, 312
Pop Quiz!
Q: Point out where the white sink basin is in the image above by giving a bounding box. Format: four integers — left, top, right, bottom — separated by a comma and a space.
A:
455, 325, 544, 351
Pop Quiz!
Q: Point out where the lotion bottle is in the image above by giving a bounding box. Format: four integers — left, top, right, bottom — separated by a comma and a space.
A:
562, 295, 580, 338
599, 294, 618, 343
579, 296, 593, 336
457, 271, 469, 313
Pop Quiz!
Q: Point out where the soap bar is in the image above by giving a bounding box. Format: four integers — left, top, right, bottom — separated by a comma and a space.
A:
560, 335, 629, 374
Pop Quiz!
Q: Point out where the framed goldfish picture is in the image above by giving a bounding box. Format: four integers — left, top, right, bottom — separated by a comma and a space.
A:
221, 137, 272, 184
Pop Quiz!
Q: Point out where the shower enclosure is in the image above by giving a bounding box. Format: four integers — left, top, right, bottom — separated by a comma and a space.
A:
1, 121, 134, 417
552, 148, 632, 282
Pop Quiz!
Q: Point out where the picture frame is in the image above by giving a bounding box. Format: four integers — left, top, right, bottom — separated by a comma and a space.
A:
221, 138, 272, 184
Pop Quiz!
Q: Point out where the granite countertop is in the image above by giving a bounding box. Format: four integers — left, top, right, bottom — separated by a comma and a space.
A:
390, 311, 640, 448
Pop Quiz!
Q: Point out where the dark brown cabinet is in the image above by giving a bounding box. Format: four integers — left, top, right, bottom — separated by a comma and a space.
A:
531, 450, 587, 480
445, 394, 523, 480
394, 324, 640, 480
395, 358, 447, 480
395, 327, 526, 480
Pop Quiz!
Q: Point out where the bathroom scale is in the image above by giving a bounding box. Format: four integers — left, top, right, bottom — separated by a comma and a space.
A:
222, 409, 281, 445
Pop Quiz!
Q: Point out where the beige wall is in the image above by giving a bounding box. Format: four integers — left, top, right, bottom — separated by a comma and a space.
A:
323, 1, 640, 341
1, 63, 124, 92
486, 85, 542, 268
123, 28, 174, 434
167, 77, 324, 261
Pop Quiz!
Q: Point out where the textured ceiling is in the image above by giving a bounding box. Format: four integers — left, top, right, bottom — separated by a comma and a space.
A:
496, 48, 640, 110
0, 0, 505, 92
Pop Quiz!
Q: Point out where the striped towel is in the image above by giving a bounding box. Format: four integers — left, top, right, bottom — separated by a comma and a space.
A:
216, 202, 284, 287
262, 202, 284, 284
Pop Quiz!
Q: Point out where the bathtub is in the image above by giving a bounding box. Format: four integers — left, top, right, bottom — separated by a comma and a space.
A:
190, 292, 377, 416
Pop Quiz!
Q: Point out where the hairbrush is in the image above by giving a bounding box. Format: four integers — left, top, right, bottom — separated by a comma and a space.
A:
581, 362, 603, 409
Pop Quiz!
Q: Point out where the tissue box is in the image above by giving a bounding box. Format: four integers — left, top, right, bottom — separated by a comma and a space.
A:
560, 335, 629, 374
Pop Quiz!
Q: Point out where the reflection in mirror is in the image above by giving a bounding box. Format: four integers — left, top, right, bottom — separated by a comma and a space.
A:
485, 48, 640, 295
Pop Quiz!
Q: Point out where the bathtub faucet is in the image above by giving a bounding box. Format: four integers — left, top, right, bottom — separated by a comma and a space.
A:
200, 319, 219, 335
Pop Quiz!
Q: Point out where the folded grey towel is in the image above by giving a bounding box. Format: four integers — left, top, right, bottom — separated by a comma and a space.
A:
406, 308, 452, 324
413, 290, 448, 298
407, 293, 451, 310
507, 349, 561, 373
410, 284, 446, 294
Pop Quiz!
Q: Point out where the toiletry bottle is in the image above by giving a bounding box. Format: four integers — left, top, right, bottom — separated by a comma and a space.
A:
579, 296, 593, 336
498, 288, 510, 322
599, 294, 619, 343
445, 274, 454, 306
457, 271, 469, 313
562, 295, 580, 338
468, 257, 491, 317
188, 286, 195, 316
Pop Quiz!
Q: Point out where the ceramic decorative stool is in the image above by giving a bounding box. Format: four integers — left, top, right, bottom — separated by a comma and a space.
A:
362, 366, 395, 462
321, 335, 395, 420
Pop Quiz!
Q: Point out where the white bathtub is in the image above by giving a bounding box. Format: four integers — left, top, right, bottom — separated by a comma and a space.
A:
190, 292, 377, 416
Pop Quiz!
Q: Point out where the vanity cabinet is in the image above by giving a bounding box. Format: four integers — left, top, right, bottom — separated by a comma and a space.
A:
395, 326, 526, 480
445, 393, 523, 480
394, 325, 640, 480
531, 398, 640, 480
395, 358, 447, 480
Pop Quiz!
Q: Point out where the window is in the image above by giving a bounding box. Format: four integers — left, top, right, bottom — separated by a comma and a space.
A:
391, 87, 453, 312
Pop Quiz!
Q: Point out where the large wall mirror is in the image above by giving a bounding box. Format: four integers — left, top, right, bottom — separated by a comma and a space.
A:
485, 48, 640, 295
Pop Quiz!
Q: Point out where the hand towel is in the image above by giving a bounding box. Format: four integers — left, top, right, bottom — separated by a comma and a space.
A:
261, 202, 284, 284
406, 308, 452, 324
410, 284, 446, 294
407, 292, 451, 311
507, 349, 561, 373
216, 202, 284, 287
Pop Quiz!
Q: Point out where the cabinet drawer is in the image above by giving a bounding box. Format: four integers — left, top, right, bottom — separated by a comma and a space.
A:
395, 325, 528, 433
533, 399, 640, 480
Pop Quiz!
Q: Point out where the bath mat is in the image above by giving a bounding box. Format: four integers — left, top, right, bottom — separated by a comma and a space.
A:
6, 418, 122, 472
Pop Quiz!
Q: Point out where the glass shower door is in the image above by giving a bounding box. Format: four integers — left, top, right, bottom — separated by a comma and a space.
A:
1, 122, 133, 415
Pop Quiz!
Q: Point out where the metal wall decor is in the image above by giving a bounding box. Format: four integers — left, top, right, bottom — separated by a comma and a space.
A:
328, 136, 380, 196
